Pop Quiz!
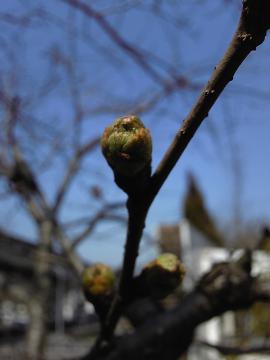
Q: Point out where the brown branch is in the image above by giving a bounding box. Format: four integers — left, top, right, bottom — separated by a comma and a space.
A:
25, 219, 53, 359
90, 76, 201, 116
93, 0, 270, 352
71, 202, 125, 249
198, 340, 270, 356
53, 137, 100, 212
0, 90, 88, 278
0, 94, 48, 222
0, 158, 12, 178
149, 0, 270, 202
82, 255, 270, 360
0, 9, 45, 27
54, 224, 85, 276
0, 127, 46, 223
97, 199, 148, 343
62, 0, 166, 86
127, 76, 201, 115
71, 212, 126, 249
120, 0, 270, 297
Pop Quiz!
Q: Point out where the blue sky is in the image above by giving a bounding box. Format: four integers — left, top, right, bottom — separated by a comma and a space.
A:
0, 0, 270, 268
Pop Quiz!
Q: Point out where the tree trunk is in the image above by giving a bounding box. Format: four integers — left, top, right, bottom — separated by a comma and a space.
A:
26, 219, 52, 360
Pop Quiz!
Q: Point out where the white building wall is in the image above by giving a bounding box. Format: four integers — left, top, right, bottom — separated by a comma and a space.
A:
177, 221, 270, 360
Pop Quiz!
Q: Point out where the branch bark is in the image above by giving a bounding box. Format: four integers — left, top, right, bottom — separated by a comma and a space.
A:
83, 256, 270, 360
91, 0, 270, 354
25, 220, 53, 360
197, 340, 270, 356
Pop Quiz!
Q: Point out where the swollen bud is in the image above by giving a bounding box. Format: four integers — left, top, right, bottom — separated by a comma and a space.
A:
141, 253, 185, 299
82, 263, 115, 302
101, 115, 152, 177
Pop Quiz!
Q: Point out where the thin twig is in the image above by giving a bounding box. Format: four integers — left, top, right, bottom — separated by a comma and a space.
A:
62, 0, 166, 86
70, 202, 126, 248
53, 137, 100, 212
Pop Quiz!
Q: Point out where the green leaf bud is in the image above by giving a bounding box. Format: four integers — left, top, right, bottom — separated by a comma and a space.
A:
82, 263, 115, 301
141, 253, 185, 299
101, 115, 152, 177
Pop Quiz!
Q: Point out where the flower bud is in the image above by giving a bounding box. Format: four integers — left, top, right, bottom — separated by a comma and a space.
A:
101, 115, 152, 177
82, 263, 115, 302
141, 253, 185, 299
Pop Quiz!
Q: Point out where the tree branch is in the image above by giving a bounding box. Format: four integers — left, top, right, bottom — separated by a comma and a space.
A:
149, 0, 270, 201
54, 224, 85, 276
53, 137, 100, 212
62, 0, 166, 86
93, 0, 270, 352
197, 340, 270, 356
82, 254, 270, 360
69, 201, 125, 248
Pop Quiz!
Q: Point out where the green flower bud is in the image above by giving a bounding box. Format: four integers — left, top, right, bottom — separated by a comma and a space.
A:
101, 115, 152, 177
82, 263, 115, 301
141, 253, 185, 299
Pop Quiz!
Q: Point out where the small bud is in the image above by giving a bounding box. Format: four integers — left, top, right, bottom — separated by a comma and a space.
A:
82, 263, 115, 302
141, 253, 185, 299
101, 115, 152, 177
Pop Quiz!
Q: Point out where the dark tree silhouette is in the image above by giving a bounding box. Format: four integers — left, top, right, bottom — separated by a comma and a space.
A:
183, 174, 224, 246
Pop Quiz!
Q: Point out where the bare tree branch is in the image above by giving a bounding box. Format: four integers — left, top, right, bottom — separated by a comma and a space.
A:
82, 254, 270, 360
95, 0, 270, 351
197, 340, 270, 356
70, 201, 126, 248
53, 137, 100, 212
53, 224, 85, 276
62, 0, 166, 86
149, 0, 270, 201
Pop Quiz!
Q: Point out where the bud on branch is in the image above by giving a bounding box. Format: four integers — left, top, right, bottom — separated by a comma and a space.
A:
101, 115, 152, 194
82, 263, 115, 301
141, 253, 185, 299
101, 115, 152, 177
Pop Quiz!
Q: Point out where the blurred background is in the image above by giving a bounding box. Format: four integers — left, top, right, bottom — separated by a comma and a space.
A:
0, 0, 270, 359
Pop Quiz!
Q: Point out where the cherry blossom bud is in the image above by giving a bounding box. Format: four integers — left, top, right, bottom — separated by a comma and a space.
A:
82, 263, 115, 301
141, 253, 185, 299
101, 115, 152, 177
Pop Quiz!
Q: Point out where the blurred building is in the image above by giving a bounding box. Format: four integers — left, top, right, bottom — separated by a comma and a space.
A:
0, 230, 93, 337
157, 219, 270, 360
